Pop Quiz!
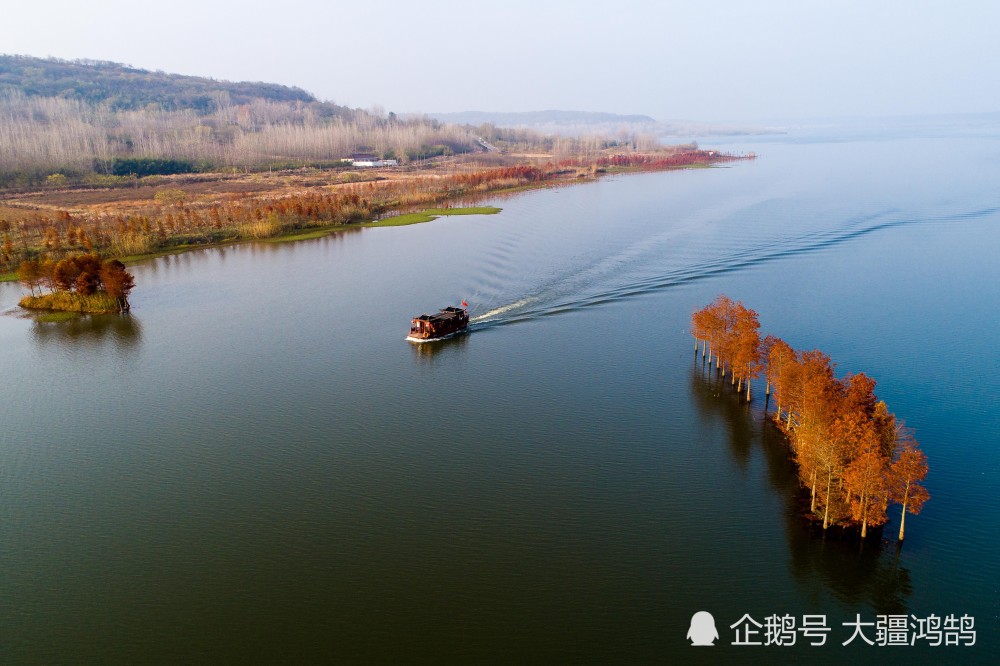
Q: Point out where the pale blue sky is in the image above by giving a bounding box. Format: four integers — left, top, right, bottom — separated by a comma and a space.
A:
3, 0, 998, 122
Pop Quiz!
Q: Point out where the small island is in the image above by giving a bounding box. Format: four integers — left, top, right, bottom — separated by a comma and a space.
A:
18, 253, 135, 315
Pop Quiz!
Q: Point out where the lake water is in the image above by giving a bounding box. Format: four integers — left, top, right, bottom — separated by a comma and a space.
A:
1, 117, 998, 663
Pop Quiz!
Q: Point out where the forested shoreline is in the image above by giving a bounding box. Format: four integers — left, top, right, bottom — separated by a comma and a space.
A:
0, 55, 755, 285
0, 56, 670, 189
691, 295, 930, 540
0, 55, 471, 186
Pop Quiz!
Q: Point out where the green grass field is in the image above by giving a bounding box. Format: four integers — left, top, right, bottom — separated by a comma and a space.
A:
360, 206, 501, 228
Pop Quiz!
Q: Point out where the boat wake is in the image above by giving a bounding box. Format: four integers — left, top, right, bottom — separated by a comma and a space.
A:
469, 297, 538, 324
465, 204, 999, 331
405, 330, 466, 343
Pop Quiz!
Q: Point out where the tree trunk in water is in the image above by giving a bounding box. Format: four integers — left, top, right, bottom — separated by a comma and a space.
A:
810, 470, 817, 512
823, 469, 833, 529
860, 491, 868, 538
898, 480, 910, 541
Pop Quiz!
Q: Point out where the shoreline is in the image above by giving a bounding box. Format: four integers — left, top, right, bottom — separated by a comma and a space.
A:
1, 151, 749, 284
112, 207, 504, 267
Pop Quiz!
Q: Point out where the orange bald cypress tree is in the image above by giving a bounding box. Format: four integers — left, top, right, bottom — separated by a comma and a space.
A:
890, 437, 930, 541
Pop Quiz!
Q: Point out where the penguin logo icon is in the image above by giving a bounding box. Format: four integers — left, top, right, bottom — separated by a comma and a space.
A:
687, 611, 719, 646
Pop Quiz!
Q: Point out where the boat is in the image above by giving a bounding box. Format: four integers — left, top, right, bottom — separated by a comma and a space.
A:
407, 305, 470, 341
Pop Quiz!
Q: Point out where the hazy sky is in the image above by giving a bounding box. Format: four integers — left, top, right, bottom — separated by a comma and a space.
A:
3, 0, 998, 122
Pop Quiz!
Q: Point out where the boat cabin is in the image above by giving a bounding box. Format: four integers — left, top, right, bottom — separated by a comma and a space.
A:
409, 306, 469, 340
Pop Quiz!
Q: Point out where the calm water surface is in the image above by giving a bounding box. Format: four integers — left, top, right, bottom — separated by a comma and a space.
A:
1, 119, 998, 663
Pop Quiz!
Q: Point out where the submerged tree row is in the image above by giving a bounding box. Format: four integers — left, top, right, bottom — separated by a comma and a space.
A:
691, 295, 929, 540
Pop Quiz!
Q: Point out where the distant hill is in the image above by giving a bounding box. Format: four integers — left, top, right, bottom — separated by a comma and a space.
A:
0, 55, 484, 187
0, 54, 324, 113
1, 55, 760, 188
429, 110, 657, 126
428, 108, 782, 139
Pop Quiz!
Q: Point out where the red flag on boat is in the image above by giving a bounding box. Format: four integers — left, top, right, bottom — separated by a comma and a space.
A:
461, 300, 468, 307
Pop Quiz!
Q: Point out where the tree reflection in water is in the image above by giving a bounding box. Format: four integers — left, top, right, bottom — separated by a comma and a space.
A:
689, 358, 913, 616
30, 312, 142, 348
